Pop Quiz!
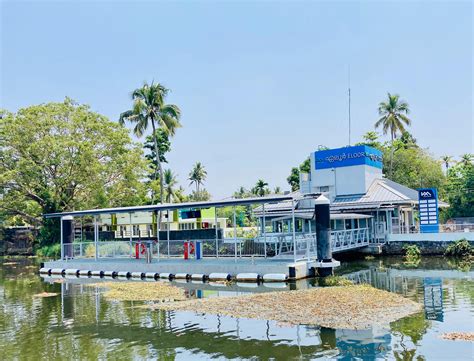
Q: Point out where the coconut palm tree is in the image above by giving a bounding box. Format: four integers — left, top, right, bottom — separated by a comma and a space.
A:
163, 169, 178, 203
188, 162, 207, 194
375, 93, 411, 176
460, 153, 473, 166
253, 179, 269, 197
119, 82, 181, 203
273, 186, 282, 194
441, 155, 453, 172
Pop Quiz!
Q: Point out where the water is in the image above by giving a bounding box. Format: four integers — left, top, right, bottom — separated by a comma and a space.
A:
1, 257, 472, 360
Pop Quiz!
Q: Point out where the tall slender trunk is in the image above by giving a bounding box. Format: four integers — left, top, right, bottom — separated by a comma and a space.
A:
151, 120, 164, 204
389, 131, 395, 178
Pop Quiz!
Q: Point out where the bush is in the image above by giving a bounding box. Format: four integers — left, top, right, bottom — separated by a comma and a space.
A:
404, 244, 421, 267
318, 276, 354, 287
444, 239, 473, 258
36, 244, 60, 258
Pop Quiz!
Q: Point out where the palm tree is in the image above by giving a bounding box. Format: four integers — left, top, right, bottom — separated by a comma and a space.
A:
273, 186, 282, 194
188, 162, 207, 194
441, 155, 453, 172
254, 179, 269, 197
375, 93, 411, 176
460, 153, 473, 166
119, 82, 181, 203
163, 169, 178, 203
233, 186, 248, 199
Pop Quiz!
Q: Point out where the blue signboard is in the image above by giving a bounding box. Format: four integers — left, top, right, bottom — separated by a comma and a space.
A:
418, 188, 439, 233
314, 145, 383, 170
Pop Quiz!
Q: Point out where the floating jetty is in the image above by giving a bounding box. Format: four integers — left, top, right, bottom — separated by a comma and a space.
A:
41, 257, 337, 281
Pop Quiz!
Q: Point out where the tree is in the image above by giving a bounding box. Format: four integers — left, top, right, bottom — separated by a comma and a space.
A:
144, 128, 171, 170
0, 99, 147, 245
287, 158, 311, 191
441, 159, 474, 220
163, 169, 178, 203
460, 153, 473, 166
188, 162, 207, 193
233, 186, 250, 199
119, 82, 181, 203
273, 186, 282, 194
356, 131, 383, 149
441, 155, 453, 172
253, 179, 269, 197
375, 93, 411, 177
189, 189, 212, 202
387, 146, 445, 192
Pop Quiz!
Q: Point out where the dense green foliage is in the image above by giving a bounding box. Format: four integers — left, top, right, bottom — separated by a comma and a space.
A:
441, 160, 474, 220
287, 158, 310, 191
444, 239, 473, 258
188, 162, 207, 194
0, 99, 148, 246
403, 244, 421, 267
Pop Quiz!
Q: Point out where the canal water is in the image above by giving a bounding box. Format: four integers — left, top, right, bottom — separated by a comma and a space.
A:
1, 257, 472, 360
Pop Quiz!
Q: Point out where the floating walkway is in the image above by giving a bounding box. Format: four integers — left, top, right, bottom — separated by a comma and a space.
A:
42, 257, 339, 281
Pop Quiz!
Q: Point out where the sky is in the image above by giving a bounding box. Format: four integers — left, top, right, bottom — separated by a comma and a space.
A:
1, 0, 472, 199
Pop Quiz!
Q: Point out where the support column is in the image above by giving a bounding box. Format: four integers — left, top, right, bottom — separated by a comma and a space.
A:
263, 203, 266, 258
60, 216, 64, 260
315, 195, 333, 277
167, 210, 170, 258
215, 207, 219, 258
292, 199, 296, 261
233, 206, 237, 262
94, 215, 99, 261
129, 213, 133, 258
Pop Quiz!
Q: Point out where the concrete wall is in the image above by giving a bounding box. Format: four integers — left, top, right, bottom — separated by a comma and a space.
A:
388, 232, 474, 242
383, 240, 474, 255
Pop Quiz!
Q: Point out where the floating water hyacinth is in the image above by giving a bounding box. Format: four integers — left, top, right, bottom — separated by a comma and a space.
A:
156, 285, 422, 330
440, 332, 474, 342
92, 282, 186, 302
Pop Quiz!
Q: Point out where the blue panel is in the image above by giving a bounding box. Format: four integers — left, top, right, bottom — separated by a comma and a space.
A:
314, 145, 383, 170
418, 188, 439, 233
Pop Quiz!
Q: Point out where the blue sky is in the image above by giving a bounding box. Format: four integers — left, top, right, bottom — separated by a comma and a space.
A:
1, 1, 472, 199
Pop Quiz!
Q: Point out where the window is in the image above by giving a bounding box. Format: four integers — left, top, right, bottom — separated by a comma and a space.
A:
320, 186, 329, 192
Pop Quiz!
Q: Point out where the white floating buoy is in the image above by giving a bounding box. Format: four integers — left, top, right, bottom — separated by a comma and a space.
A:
65, 269, 79, 276
236, 273, 261, 282
208, 273, 231, 281
160, 273, 174, 280
145, 272, 159, 279
131, 272, 145, 278
117, 271, 131, 278
103, 271, 117, 278
91, 270, 103, 277
263, 273, 288, 282
175, 273, 190, 279
78, 270, 91, 277
39, 268, 50, 274
50, 268, 64, 274
191, 274, 207, 281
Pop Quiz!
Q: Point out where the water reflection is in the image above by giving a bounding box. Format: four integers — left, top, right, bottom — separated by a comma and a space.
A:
1, 257, 473, 360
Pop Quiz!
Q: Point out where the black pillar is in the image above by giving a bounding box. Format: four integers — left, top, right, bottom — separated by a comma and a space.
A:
315, 195, 333, 277
62, 216, 74, 259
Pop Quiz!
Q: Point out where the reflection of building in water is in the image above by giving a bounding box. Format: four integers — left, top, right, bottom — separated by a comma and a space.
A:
335, 327, 391, 360
423, 277, 443, 322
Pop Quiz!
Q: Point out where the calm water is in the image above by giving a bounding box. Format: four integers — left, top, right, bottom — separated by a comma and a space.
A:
1, 256, 473, 360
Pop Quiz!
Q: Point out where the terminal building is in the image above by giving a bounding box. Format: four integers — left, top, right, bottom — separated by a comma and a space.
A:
256, 145, 446, 242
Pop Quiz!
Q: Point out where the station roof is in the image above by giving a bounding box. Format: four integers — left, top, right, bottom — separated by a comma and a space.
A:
43, 195, 295, 219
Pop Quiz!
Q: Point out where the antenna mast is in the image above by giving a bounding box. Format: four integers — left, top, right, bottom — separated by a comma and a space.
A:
348, 65, 351, 146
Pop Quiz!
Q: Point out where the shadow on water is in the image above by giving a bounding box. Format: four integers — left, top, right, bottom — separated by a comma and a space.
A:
1, 256, 473, 360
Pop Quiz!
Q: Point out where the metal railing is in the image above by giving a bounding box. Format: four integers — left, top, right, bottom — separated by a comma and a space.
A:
61, 228, 371, 261
331, 228, 370, 251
